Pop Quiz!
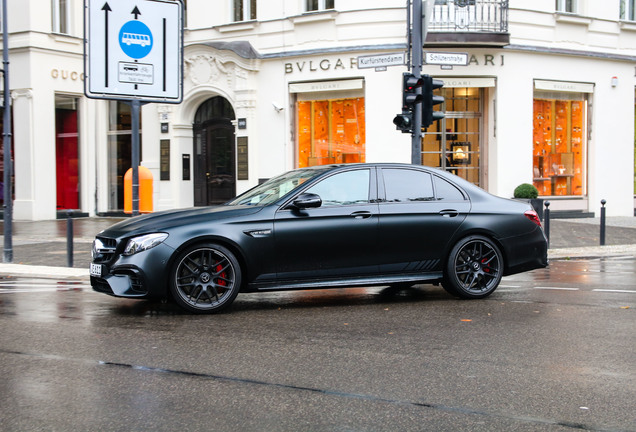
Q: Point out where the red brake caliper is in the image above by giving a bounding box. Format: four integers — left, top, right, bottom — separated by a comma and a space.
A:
216, 263, 227, 287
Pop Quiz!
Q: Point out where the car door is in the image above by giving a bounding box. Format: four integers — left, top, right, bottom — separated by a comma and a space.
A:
274, 168, 379, 281
377, 167, 470, 274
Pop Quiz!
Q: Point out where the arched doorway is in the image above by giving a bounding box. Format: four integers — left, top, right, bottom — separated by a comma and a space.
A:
193, 96, 236, 206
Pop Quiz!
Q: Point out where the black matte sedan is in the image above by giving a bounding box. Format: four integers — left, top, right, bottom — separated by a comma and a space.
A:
90, 163, 548, 313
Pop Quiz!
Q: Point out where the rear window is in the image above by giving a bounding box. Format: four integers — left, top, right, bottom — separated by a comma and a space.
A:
433, 176, 465, 201
383, 169, 435, 202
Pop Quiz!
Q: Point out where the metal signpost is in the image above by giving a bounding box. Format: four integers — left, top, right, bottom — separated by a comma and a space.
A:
2, 0, 13, 262
84, 0, 183, 215
410, 0, 424, 165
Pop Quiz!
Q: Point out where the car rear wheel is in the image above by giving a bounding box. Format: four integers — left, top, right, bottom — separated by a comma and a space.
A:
170, 244, 242, 314
443, 235, 503, 299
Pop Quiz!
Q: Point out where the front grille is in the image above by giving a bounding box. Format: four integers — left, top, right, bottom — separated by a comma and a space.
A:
93, 236, 118, 264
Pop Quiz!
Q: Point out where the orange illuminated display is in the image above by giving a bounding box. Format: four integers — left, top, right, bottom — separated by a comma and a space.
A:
297, 98, 365, 167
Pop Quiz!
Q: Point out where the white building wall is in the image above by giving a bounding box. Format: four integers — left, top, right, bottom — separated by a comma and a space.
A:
1, 0, 635, 219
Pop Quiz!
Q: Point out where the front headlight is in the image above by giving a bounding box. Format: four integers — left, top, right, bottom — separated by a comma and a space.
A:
123, 233, 169, 256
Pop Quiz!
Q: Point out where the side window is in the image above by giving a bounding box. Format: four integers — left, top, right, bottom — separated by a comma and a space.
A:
383, 169, 435, 202
304, 170, 370, 206
434, 176, 465, 201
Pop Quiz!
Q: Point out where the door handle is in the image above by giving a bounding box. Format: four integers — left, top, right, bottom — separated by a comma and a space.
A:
350, 211, 372, 219
439, 209, 459, 217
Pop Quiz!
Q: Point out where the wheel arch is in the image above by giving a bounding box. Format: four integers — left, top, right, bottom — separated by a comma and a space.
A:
444, 229, 507, 272
167, 235, 250, 290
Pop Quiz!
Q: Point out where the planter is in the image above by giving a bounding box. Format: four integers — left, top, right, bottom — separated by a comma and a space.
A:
531, 198, 544, 221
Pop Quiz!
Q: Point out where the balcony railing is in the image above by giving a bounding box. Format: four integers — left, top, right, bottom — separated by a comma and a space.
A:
428, 0, 509, 34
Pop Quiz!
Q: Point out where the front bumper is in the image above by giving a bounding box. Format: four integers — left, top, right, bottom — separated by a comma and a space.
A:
90, 242, 174, 299
91, 266, 149, 298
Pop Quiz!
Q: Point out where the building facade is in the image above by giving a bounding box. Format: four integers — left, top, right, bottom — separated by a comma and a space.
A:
1, 0, 635, 220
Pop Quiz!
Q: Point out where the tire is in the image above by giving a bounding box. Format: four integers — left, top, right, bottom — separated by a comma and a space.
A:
443, 235, 503, 299
169, 244, 242, 314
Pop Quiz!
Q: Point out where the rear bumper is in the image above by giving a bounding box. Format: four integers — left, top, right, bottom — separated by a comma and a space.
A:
501, 227, 549, 276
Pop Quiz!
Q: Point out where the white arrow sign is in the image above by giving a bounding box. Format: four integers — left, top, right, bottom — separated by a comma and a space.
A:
84, 0, 183, 103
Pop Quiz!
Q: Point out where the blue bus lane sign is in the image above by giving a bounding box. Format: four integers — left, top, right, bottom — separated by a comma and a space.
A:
119, 20, 153, 59
85, 0, 183, 103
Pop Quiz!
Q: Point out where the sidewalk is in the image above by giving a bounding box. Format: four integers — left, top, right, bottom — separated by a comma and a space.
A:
0, 216, 635, 280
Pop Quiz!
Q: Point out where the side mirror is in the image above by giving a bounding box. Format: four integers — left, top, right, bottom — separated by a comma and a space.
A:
292, 193, 322, 209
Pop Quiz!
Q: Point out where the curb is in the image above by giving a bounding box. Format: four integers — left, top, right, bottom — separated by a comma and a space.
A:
0, 263, 89, 280
548, 244, 636, 260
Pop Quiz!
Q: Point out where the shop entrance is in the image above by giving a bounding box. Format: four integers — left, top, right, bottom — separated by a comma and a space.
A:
55, 95, 80, 210
193, 96, 236, 206
422, 87, 483, 188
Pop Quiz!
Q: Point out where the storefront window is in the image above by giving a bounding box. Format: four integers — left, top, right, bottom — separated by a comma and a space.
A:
297, 98, 365, 167
532, 94, 587, 197
422, 87, 482, 187
108, 102, 141, 211
55, 95, 79, 210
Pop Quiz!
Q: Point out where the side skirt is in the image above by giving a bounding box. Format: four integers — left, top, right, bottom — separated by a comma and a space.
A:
248, 272, 444, 292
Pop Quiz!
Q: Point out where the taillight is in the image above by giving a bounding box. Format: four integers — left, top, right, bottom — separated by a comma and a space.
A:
524, 210, 542, 227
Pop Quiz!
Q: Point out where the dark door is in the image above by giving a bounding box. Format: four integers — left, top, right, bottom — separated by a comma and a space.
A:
193, 97, 236, 206
377, 168, 470, 273
274, 168, 379, 280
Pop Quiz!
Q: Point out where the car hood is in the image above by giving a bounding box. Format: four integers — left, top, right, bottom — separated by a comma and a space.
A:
98, 205, 265, 238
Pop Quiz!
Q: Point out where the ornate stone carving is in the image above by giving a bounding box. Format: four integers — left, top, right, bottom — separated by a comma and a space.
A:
185, 55, 229, 86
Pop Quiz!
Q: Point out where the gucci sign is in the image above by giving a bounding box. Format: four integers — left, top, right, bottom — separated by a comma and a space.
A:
51, 69, 85, 81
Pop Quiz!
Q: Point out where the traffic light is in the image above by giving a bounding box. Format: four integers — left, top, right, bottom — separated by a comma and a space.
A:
393, 73, 423, 133
402, 73, 424, 110
422, 74, 445, 129
393, 111, 413, 133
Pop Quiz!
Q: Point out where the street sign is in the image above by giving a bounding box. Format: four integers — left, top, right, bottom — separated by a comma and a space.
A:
425, 52, 469, 66
357, 52, 406, 69
84, 0, 183, 103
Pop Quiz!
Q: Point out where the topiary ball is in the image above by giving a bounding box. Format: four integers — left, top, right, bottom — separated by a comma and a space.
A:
514, 183, 539, 199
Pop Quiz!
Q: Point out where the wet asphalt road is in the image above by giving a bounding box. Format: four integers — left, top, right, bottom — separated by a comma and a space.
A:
0, 258, 634, 432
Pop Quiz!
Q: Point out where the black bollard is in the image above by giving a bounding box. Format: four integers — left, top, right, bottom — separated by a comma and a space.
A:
600, 199, 606, 246
544, 201, 550, 248
67, 210, 74, 267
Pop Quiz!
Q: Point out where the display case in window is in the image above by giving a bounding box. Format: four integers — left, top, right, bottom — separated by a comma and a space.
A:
532, 98, 585, 196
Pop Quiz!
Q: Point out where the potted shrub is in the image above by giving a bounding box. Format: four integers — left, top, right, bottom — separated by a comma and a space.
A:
513, 183, 544, 221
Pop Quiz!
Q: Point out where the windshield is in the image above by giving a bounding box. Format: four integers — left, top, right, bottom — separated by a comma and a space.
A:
227, 167, 330, 206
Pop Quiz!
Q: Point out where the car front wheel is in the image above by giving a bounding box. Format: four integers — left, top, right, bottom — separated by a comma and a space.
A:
170, 244, 242, 313
443, 235, 503, 299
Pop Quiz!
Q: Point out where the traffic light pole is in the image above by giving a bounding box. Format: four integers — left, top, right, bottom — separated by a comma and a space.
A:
410, 0, 423, 165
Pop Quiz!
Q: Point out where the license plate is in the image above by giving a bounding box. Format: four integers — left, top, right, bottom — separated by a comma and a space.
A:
90, 263, 103, 277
